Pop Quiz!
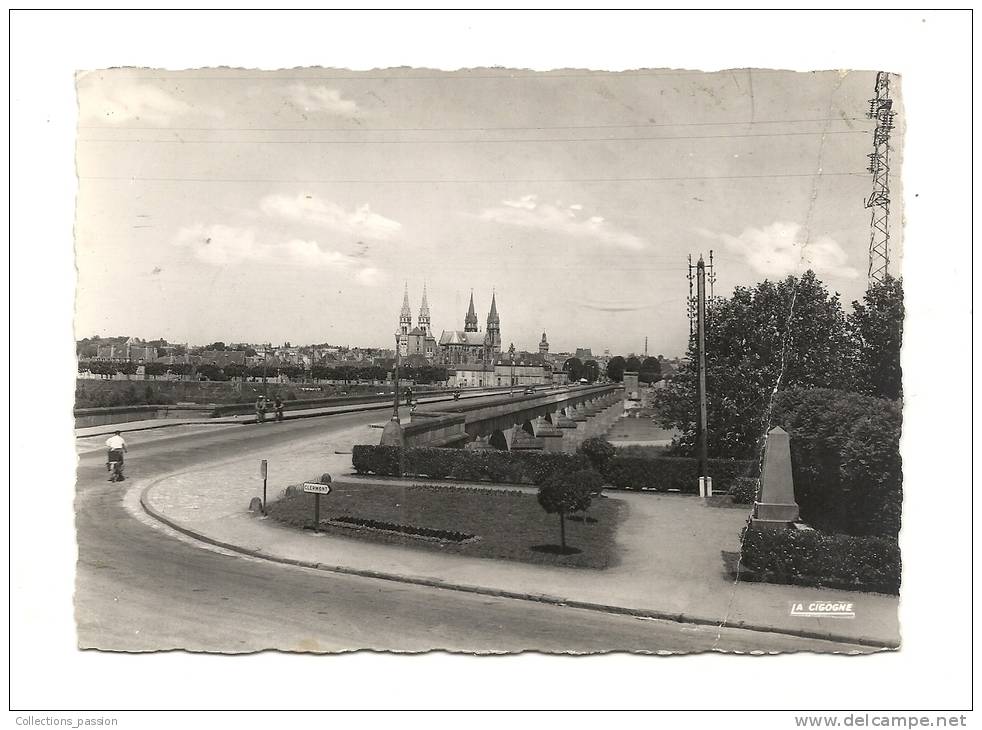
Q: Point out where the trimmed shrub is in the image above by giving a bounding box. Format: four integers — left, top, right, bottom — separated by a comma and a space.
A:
351, 445, 587, 485
741, 526, 900, 595
578, 437, 616, 473
351, 445, 753, 494
603, 456, 754, 494
729, 477, 758, 504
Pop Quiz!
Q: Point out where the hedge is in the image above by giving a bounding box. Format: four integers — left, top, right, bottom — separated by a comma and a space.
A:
741, 525, 901, 595
351, 445, 754, 493
352, 445, 587, 485
603, 456, 754, 494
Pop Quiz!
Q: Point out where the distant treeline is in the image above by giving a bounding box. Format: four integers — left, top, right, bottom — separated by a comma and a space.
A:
78, 360, 449, 384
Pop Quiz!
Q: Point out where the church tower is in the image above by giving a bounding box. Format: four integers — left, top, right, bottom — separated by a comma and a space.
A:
418, 283, 431, 335
539, 331, 549, 356
399, 282, 412, 335
486, 291, 502, 353
464, 290, 479, 332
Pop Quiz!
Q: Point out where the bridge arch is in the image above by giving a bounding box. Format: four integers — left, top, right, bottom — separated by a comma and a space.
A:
488, 429, 510, 451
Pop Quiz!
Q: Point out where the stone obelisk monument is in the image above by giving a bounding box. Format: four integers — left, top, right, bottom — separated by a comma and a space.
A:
750, 426, 800, 530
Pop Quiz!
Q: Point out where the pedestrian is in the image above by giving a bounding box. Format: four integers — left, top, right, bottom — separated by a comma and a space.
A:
105, 430, 127, 482
256, 395, 267, 424
274, 395, 284, 423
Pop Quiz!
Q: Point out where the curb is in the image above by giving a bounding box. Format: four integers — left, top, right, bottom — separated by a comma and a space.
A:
139, 482, 896, 651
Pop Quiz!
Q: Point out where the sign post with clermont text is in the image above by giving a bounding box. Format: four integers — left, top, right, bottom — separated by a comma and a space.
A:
303, 481, 332, 531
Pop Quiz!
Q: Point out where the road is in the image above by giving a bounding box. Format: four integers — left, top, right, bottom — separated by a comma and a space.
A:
75, 393, 865, 653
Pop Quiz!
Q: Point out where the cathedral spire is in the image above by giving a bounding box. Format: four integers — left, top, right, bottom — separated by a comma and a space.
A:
418, 282, 431, 334
400, 282, 412, 317
398, 282, 412, 335
464, 289, 478, 332
486, 290, 501, 353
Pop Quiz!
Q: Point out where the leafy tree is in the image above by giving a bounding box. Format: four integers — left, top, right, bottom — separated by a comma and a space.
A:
655, 271, 852, 459
537, 470, 599, 551
772, 388, 902, 537
639, 356, 662, 384
581, 360, 600, 383
204, 342, 227, 351
625, 356, 642, 373
847, 276, 903, 401
605, 356, 626, 382
563, 357, 583, 382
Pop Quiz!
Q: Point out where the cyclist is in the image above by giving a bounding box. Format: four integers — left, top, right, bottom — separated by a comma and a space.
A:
105, 431, 128, 482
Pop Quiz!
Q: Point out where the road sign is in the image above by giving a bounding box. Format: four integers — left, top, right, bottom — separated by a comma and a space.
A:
303, 482, 332, 495
259, 459, 268, 478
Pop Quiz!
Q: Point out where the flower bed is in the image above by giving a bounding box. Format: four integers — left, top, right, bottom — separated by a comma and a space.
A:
266, 480, 624, 569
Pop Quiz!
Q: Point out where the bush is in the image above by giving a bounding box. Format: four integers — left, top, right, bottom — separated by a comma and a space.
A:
772, 388, 902, 537
603, 456, 754, 494
741, 525, 900, 595
578, 437, 616, 472
351, 445, 587, 485
729, 477, 758, 504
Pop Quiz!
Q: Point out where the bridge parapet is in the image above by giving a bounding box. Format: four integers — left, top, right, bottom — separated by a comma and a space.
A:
385, 384, 622, 450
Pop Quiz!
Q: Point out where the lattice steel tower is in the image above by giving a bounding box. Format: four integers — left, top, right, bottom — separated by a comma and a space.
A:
865, 71, 895, 286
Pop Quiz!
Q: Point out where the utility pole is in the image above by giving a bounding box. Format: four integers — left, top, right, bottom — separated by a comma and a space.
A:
696, 256, 709, 483
866, 71, 895, 286
391, 334, 401, 423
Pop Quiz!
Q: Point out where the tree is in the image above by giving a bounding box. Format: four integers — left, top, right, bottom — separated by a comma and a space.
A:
204, 342, 227, 351
563, 357, 583, 382
625, 356, 641, 373
655, 271, 852, 459
639, 356, 662, 384
578, 437, 615, 474
847, 276, 903, 401
772, 388, 902, 537
581, 359, 600, 383
605, 356, 626, 382
537, 470, 599, 552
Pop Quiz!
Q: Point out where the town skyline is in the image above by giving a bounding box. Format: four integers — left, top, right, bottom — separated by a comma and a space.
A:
74, 67, 899, 356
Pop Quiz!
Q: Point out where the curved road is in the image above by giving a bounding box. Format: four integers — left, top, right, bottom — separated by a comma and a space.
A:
75, 396, 862, 654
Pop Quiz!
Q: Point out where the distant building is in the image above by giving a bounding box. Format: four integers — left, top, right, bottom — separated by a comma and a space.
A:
538, 331, 549, 357
396, 284, 438, 361
437, 290, 502, 366
574, 347, 594, 361
197, 350, 246, 368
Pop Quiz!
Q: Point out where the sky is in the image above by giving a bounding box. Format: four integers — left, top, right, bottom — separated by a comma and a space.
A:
74, 67, 903, 357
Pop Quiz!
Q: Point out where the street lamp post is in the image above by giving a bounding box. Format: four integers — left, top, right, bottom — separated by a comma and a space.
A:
508, 342, 516, 395
391, 334, 401, 423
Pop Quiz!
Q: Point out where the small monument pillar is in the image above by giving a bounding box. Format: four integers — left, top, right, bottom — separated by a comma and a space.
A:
751, 426, 800, 530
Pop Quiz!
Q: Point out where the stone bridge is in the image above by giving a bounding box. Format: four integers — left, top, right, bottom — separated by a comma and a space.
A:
380, 384, 624, 453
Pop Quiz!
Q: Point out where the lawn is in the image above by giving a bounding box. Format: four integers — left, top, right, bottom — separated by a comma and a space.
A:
266, 481, 624, 569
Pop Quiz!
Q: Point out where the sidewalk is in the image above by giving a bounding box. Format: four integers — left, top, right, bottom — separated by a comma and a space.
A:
139, 426, 900, 649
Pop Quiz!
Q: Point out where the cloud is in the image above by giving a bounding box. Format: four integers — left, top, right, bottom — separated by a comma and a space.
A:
172, 224, 383, 285
78, 78, 220, 125
260, 194, 401, 240
285, 83, 361, 116
699, 221, 859, 279
479, 195, 645, 250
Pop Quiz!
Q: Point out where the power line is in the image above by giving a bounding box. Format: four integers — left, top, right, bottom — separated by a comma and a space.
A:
78, 171, 869, 185
77, 117, 868, 133
78, 130, 868, 146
